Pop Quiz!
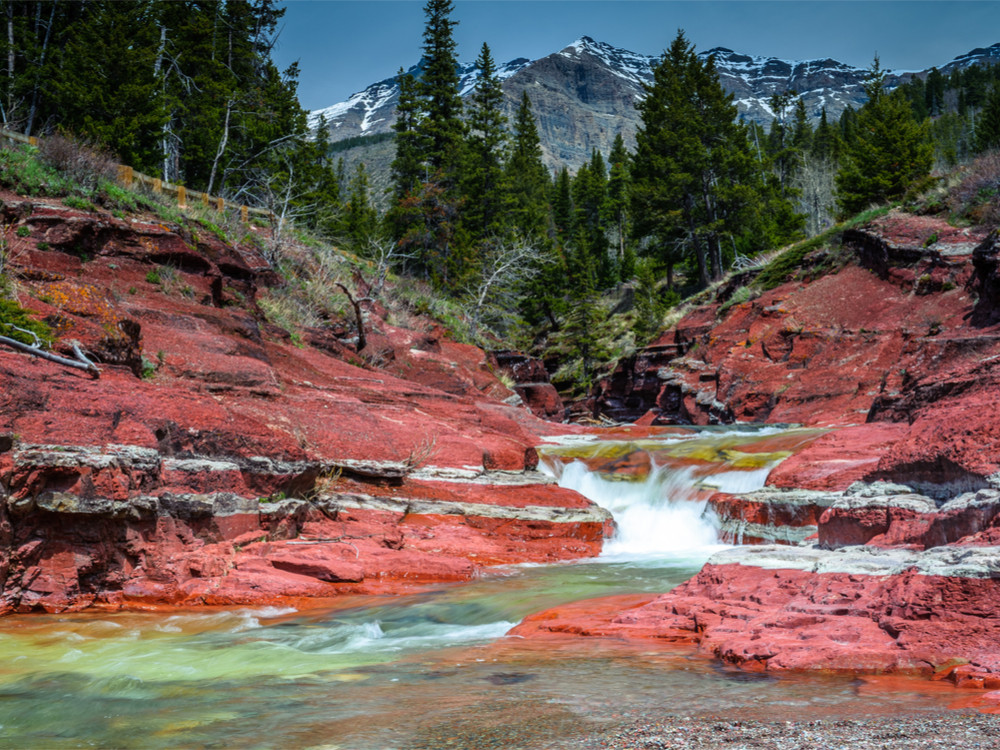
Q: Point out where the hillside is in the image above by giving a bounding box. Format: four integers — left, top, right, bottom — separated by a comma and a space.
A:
0, 163, 608, 613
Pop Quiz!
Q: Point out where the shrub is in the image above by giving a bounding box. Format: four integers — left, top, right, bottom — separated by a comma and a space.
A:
37, 133, 118, 192
0, 145, 77, 196
949, 151, 1000, 227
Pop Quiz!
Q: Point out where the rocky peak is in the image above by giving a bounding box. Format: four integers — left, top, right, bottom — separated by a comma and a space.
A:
314, 36, 1000, 172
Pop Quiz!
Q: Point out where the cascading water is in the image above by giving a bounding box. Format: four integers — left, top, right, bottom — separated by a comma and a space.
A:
0, 426, 960, 750
540, 428, 799, 560
553, 461, 722, 556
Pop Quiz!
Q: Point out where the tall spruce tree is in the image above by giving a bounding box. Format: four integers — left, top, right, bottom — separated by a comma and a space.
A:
836, 57, 933, 217
416, 0, 464, 182
463, 43, 507, 238
974, 82, 1000, 153
605, 133, 632, 278
505, 91, 551, 241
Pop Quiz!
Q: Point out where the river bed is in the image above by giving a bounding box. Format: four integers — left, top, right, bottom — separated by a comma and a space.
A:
0, 428, 970, 749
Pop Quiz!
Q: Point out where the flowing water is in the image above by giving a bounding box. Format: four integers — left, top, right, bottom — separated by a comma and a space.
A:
0, 427, 968, 749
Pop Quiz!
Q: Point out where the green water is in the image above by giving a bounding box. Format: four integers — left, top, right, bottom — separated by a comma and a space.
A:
0, 428, 969, 749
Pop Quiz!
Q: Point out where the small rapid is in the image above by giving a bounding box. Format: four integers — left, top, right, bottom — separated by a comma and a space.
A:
540, 428, 796, 561
0, 426, 962, 750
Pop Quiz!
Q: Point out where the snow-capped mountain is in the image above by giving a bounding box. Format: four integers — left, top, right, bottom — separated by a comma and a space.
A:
312, 36, 1000, 170
309, 56, 531, 134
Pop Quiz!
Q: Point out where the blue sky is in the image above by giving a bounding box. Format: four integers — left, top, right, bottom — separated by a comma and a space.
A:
272, 1, 1000, 111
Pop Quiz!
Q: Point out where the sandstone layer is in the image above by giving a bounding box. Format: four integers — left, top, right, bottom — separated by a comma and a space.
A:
0, 198, 605, 613
525, 213, 1000, 689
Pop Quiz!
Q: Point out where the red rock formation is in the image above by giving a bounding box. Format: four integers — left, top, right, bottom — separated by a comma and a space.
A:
0, 199, 609, 614
523, 211, 1000, 692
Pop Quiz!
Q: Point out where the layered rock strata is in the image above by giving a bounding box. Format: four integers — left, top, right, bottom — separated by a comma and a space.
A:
521, 212, 1000, 690
0, 198, 608, 613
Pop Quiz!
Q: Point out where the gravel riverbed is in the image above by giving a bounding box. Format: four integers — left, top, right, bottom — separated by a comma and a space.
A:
573, 714, 1000, 749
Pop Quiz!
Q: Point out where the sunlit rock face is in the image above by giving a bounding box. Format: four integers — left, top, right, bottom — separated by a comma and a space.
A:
0, 199, 612, 614
519, 211, 1000, 689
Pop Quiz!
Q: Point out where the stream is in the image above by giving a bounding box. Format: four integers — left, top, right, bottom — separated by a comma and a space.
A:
0, 427, 967, 749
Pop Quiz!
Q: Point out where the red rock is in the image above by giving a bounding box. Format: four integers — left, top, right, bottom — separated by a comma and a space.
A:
0, 198, 612, 614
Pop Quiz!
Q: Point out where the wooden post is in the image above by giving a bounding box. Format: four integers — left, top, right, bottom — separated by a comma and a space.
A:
200, 191, 209, 207
117, 165, 133, 187
240, 205, 248, 223
177, 185, 187, 208
28, 136, 37, 146
215, 196, 224, 212
152, 178, 162, 194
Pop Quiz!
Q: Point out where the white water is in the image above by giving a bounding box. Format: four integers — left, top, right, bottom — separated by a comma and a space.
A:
547, 439, 778, 561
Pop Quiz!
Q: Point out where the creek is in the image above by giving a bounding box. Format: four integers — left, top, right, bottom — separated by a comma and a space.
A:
0, 427, 965, 749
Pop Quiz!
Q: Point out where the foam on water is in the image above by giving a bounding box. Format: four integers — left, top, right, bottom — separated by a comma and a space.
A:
547, 431, 781, 562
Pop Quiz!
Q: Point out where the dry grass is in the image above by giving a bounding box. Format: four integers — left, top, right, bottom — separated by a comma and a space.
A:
37, 133, 118, 191
948, 150, 1000, 227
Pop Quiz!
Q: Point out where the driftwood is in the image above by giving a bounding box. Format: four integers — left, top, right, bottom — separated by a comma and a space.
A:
0, 334, 100, 377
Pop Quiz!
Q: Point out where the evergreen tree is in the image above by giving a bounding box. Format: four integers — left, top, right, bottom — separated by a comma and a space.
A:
46, 1, 166, 171
925, 67, 946, 116
572, 150, 612, 286
631, 31, 801, 287
344, 163, 378, 245
505, 91, 551, 241
791, 98, 813, 154
551, 167, 574, 245
836, 57, 933, 217
974, 82, 1000, 153
605, 133, 632, 278
390, 68, 426, 202
811, 108, 839, 161
463, 43, 507, 238
416, 0, 464, 182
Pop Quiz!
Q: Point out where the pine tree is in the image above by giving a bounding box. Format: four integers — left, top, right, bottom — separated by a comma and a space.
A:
974, 82, 1000, 153
344, 163, 378, 246
463, 43, 507, 238
505, 91, 551, 241
47, 0, 166, 171
811, 108, 839, 161
391, 69, 426, 202
631, 31, 801, 287
550, 167, 574, 247
572, 150, 612, 286
416, 0, 464, 183
791, 98, 813, 154
605, 133, 631, 278
836, 57, 933, 217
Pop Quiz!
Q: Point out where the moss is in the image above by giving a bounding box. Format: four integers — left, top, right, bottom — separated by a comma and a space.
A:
0, 298, 54, 346
755, 206, 890, 291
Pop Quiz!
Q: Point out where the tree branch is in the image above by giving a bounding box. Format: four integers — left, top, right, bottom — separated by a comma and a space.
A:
334, 282, 366, 352
0, 335, 99, 377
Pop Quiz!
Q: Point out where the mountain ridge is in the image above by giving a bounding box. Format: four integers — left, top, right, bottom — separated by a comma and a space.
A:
311, 36, 1000, 171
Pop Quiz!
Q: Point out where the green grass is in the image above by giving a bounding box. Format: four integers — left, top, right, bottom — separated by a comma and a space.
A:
755, 206, 890, 291
0, 145, 81, 197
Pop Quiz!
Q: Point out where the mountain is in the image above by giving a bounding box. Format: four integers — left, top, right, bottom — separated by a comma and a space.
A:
311, 37, 1000, 171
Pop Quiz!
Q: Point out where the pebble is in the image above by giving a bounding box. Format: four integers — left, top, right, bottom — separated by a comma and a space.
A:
568, 715, 1000, 750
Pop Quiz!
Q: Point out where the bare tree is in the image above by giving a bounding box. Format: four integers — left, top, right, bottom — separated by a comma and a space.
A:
355, 236, 415, 300
463, 236, 543, 337
237, 153, 314, 266
793, 154, 838, 236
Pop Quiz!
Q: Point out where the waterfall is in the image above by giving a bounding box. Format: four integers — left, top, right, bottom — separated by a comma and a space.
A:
542, 432, 783, 561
